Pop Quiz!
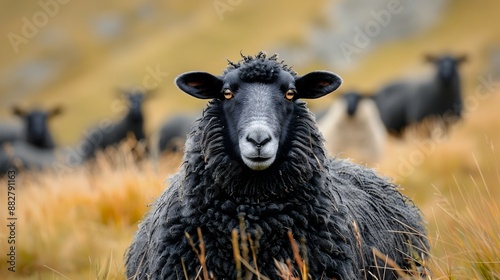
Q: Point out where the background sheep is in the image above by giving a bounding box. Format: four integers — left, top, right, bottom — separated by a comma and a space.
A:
0, 106, 64, 175
0, 106, 78, 175
79, 89, 149, 160
317, 91, 387, 165
126, 52, 428, 279
156, 113, 198, 154
0, 106, 62, 149
374, 54, 467, 136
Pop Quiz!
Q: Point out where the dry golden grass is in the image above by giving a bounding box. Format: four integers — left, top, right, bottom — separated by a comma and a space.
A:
375, 92, 500, 279
1, 154, 497, 280
0, 145, 182, 279
0, 91, 499, 279
425, 175, 500, 279
0, 95, 499, 280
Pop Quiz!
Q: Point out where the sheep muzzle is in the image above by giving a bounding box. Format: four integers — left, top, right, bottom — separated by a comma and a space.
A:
239, 123, 278, 171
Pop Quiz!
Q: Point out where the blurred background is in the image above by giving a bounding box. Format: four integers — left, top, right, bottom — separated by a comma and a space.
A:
1, 0, 498, 145
1, 0, 500, 279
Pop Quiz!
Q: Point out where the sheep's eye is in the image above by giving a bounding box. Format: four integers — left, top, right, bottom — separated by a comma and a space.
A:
223, 89, 234, 100
285, 89, 296, 100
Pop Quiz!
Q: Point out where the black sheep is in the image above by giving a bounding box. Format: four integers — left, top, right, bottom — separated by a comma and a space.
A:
0, 106, 62, 149
156, 113, 198, 154
80, 90, 148, 160
126, 52, 428, 279
374, 54, 467, 135
0, 106, 70, 174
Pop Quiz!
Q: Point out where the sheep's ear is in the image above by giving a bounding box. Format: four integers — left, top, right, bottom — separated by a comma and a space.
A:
48, 106, 63, 118
295, 71, 342, 99
12, 106, 25, 117
175, 71, 223, 99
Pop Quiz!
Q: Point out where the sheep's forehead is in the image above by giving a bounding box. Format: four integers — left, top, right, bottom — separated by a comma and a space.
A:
238, 59, 283, 82
224, 60, 295, 84
224, 71, 295, 92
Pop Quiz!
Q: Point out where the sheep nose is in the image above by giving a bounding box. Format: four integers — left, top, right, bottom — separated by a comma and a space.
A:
246, 129, 272, 149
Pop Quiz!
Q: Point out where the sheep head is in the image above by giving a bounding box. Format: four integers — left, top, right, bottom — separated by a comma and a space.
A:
176, 52, 342, 171
12, 105, 62, 149
118, 89, 146, 123
342, 91, 363, 117
424, 54, 467, 83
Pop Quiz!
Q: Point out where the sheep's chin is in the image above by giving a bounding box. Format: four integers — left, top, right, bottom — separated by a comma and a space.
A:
242, 156, 276, 171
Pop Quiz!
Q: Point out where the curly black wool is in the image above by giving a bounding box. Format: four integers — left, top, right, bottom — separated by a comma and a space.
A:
225, 51, 297, 82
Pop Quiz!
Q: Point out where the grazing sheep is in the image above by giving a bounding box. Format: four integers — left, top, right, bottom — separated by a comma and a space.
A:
126, 52, 428, 280
157, 113, 198, 153
374, 54, 467, 136
0, 106, 62, 149
317, 91, 387, 165
80, 89, 148, 160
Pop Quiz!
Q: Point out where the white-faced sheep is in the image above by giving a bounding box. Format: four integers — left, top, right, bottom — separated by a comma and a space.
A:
317, 91, 387, 165
374, 54, 467, 136
125, 52, 428, 279
0, 106, 62, 149
80, 89, 149, 160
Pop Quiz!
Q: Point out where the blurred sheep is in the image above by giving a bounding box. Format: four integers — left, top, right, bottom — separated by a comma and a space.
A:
374, 54, 467, 136
0, 106, 62, 148
156, 113, 198, 153
79, 89, 150, 160
0, 106, 79, 174
317, 91, 386, 165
